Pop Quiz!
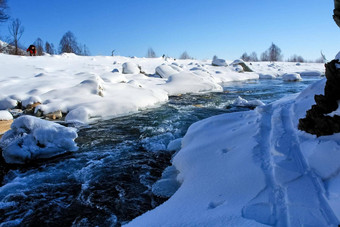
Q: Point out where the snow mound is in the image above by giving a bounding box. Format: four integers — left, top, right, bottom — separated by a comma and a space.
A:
0, 116, 78, 164
259, 73, 277, 79
233, 96, 265, 108
282, 73, 302, 81
212, 58, 227, 66
0, 111, 13, 121
122, 62, 140, 74
161, 72, 223, 95
299, 70, 323, 77
155, 64, 180, 78
0, 96, 17, 110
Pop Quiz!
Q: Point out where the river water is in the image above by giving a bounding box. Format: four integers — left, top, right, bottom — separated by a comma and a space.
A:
0, 76, 322, 226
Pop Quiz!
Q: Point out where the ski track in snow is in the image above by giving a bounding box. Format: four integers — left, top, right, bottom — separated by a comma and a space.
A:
247, 101, 339, 226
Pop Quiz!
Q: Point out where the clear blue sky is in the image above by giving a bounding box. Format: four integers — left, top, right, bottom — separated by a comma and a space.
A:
1, 0, 339, 61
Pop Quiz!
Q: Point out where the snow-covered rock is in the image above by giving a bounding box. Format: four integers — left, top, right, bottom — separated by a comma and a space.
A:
233, 96, 265, 108
299, 70, 323, 77
122, 62, 140, 74
259, 73, 277, 79
212, 58, 227, 67
282, 73, 302, 81
0, 110, 13, 121
155, 64, 179, 78
0, 115, 78, 164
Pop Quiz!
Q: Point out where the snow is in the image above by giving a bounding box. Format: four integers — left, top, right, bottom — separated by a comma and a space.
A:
282, 73, 302, 81
233, 96, 265, 108
125, 77, 340, 226
0, 53, 336, 225
0, 115, 78, 164
0, 110, 13, 121
0, 54, 324, 124
212, 58, 227, 66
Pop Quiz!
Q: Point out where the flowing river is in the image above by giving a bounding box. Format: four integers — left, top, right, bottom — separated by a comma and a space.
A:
0, 76, 322, 226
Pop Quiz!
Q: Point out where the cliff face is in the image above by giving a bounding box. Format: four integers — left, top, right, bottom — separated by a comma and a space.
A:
299, 59, 340, 136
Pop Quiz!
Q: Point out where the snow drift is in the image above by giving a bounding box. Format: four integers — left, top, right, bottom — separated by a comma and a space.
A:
0, 115, 78, 164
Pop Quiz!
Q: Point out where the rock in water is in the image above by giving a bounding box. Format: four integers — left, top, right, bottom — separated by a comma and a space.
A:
298, 59, 340, 136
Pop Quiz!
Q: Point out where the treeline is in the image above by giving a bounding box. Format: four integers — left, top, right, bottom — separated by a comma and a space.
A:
0, 1, 89, 56
240, 42, 324, 63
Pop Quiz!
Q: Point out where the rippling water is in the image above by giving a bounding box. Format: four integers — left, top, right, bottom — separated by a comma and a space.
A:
0, 77, 322, 226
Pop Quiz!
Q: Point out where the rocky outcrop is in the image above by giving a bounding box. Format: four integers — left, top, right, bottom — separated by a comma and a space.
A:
298, 60, 340, 136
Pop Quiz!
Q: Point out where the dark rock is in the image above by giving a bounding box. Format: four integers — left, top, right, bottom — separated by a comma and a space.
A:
298, 59, 340, 137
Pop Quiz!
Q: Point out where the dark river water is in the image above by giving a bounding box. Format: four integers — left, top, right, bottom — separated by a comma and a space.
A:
0, 76, 322, 226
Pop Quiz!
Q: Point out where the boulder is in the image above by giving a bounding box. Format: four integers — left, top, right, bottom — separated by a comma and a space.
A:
230, 59, 253, 72
0, 120, 13, 138
45, 110, 63, 120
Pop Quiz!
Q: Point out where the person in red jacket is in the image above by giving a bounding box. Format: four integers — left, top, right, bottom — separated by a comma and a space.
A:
26, 45, 37, 56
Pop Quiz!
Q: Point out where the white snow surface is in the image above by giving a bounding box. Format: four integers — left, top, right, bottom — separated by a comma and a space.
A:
0, 54, 324, 123
282, 73, 302, 81
0, 115, 78, 164
125, 78, 340, 226
0, 110, 13, 121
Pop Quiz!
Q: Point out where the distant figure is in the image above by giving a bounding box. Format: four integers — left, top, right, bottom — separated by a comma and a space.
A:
27, 45, 37, 56
334, 0, 340, 27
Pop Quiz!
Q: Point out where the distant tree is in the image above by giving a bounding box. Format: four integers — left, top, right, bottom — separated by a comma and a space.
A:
240, 52, 250, 61
59, 31, 81, 54
0, 0, 9, 23
268, 42, 282, 62
80, 44, 90, 56
249, 52, 258, 62
179, 51, 191, 59
260, 50, 269, 61
45, 41, 54, 55
287, 54, 304, 63
34, 37, 44, 55
8, 18, 24, 55
147, 47, 156, 58
212, 55, 218, 61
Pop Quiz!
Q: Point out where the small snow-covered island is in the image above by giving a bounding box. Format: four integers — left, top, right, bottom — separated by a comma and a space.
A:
1, 50, 340, 226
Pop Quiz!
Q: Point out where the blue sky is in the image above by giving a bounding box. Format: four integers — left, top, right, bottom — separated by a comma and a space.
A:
1, 0, 339, 60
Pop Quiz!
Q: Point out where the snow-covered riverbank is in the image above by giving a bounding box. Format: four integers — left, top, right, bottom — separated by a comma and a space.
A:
126, 78, 340, 226
0, 54, 324, 124
2, 53, 338, 226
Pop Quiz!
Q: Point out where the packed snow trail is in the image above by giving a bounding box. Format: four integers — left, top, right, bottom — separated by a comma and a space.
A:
244, 100, 339, 226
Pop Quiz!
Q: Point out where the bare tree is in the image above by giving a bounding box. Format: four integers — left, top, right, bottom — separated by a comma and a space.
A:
34, 37, 44, 55
268, 43, 282, 62
8, 18, 24, 55
249, 52, 258, 62
59, 31, 81, 54
240, 52, 250, 61
287, 54, 304, 63
147, 47, 156, 58
179, 51, 191, 59
45, 41, 54, 55
260, 50, 269, 61
80, 44, 90, 56
0, 0, 9, 23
